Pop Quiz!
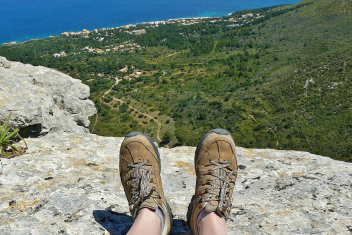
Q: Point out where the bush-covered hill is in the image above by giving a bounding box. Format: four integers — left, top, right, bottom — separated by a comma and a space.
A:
1, 0, 351, 161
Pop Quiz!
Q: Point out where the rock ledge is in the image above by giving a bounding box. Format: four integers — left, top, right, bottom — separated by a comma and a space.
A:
0, 57, 96, 136
0, 133, 351, 234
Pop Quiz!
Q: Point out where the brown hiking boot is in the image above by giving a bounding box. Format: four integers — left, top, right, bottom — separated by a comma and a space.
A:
187, 129, 238, 235
119, 132, 173, 235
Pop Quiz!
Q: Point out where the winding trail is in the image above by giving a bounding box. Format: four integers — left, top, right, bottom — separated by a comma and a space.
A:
92, 77, 120, 133
91, 114, 99, 133
112, 97, 162, 142
92, 77, 162, 142
211, 40, 219, 54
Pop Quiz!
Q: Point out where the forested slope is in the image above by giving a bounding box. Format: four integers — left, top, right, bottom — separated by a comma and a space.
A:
1, 0, 351, 161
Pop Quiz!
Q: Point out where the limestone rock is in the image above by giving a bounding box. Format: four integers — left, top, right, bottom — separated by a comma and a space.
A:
0, 133, 351, 234
0, 58, 96, 136
0, 56, 11, 68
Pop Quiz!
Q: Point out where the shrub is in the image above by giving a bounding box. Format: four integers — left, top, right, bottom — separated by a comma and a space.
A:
162, 131, 172, 144
0, 114, 28, 158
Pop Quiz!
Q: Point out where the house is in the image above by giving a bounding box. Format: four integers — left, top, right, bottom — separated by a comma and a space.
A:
119, 66, 128, 73
132, 29, 146, 35
241, 13, 253, 18
52, 51, 67, 57
123, 24, 134, 29
82, 29, 90, 36
61, 31, 82, 36
96, 49, 104, 54
227, 24, 240, 27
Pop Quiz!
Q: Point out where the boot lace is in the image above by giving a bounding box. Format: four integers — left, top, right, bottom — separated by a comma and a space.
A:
127, 159, 161, 214
200, 159, 237, 212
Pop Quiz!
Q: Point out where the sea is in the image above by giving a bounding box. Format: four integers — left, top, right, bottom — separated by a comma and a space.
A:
0, 0, 301, 45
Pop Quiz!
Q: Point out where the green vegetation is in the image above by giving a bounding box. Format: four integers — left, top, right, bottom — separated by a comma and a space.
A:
1, 0, 351, 161
0, 114, 28, 158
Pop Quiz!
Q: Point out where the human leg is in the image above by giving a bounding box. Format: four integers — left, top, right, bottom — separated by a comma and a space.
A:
198, 212, 227, 235
187, 129, 238, 235
120, 132, 173, 235
127, 208, 161, 235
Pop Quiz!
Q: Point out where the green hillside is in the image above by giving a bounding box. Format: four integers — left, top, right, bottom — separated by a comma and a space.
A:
1, 0, 351, 161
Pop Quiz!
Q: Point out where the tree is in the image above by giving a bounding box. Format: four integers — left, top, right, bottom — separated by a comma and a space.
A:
161, 131, 172, 145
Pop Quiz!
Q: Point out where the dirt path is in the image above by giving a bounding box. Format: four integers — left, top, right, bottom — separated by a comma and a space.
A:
92, 77, 162, 142
167, 52, 178, 57
112, 97, 162, 142
91, 113, 99, 133
211, 40, 219, 54
92, 77, 120, 133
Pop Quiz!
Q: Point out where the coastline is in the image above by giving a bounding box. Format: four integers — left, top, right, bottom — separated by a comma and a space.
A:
1, 0, 301, 45
1, 15, 225, 46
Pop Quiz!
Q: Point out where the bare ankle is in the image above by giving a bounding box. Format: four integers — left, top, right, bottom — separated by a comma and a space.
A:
198, 212, 227, 235
128, 208, 162, 235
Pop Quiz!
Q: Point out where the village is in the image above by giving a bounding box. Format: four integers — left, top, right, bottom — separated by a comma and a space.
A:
59, 11, 263, 38
53, 12, 264, 58
52, 41, 143, 58
82, 41, 142, 54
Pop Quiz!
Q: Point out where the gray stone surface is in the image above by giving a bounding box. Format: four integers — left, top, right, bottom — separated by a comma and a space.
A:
0, 133, 351, 234
0, 58, 96, 136
0, 56, 11, 68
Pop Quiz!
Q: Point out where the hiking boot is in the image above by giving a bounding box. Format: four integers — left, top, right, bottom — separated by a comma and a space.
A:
187, 129, 238, 235
119, 132, 173, 235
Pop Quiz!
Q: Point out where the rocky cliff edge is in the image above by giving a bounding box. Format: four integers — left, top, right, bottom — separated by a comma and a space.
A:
0, 133, 351, 234
0, 57, 96, 136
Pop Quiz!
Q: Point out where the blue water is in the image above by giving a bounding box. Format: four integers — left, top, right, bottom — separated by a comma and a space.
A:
0, 0, 301, 45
